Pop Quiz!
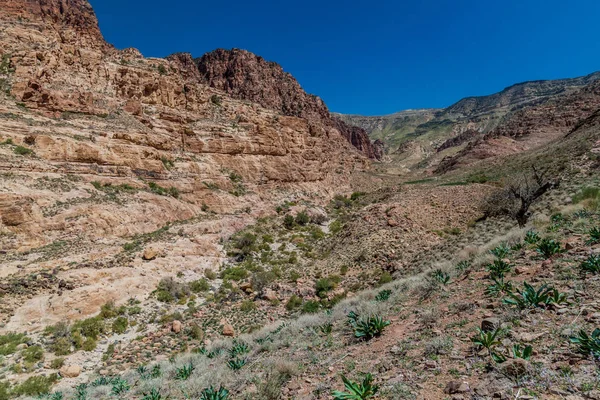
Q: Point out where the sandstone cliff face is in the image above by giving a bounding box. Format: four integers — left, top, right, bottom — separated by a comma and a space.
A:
0, 0, 367, 329
196, 48, 380, 159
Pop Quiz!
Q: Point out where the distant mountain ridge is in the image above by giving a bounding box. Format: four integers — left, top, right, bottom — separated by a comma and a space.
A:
338, 71, 600, 171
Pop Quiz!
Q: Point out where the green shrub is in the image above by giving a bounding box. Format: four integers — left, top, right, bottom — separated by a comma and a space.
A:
316, 278, 336, 298
112, 317, 128, 334
286, 295, 303, 311
111, 378, 130, 395
190, 278, 210, 292
11, 374, 57, 397
71, 317, 105, 340
295, 211, 310, 226
378, 271, 393, 286
283, 214, 295, 229
0, 333, 28, 356
205, 269, 218, 280
142, 387, 165, 400
0, 381, 10, 400
332, 373, 378, 400
221, 266, 249, 281
301, 300, 321, 314
581, 254, 600, 274
155, 277, 190, 302
13, 145, 34, 156
22, 345, 44, 363
99, 301, 118, 319
240, 300, 257, 312
50, 358, 65, 369
210, 95, 222, 106
330, 219, 343, 234
536, 238, 562, 259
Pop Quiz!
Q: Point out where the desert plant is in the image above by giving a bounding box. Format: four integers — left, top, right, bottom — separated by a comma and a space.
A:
485, 276, 514, 297
229, 341, 250, 358
503, 282, 567, 309
581, 254, 600, 274
200, 386, 229, 400
332, 374, 378, 400
536, 238, 562, 259
375, 289, 392, 302
13, 145, 34, 156
318, 323, 333, 335
283, 214, 295, 229
350, 314, 390, 340
455, 260, 471, 272
142, 388, 166, 400
472, 328, 503, 356
486, 259, 512, 279
587, 227, 600, 245
490, 243, 511, 259
73, 384, 87, 400
295, 211, 310, 226
570, 328, 600, 358
512, 344, 533, 360
111, 378, 130, 395
431, 269, 450, 285
524, 230, 541, 244
174, 363, 195, 380
481, 165, 557, 226
227, 358, 247, 370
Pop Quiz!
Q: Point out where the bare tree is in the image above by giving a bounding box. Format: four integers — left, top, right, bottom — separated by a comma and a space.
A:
481, 166, 559, 227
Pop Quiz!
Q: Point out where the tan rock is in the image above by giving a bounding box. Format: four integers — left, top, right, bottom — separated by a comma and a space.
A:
171, 320, 182, 334
60, 364, 82, 378
222, 323, 235, 337
142, 247, 159, 261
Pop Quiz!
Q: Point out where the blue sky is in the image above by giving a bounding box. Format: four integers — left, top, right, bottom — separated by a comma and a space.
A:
90, 0, 600, 116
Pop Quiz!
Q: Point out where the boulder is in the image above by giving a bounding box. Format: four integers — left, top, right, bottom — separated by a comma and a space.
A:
171, 320, 182, 334
60, 364, 82, 378
222, 323, 235, 337
142, 247, 159, 261
481, 317, 501, 332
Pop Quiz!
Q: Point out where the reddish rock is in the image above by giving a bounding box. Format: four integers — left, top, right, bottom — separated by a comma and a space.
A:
222, 323, 235, 337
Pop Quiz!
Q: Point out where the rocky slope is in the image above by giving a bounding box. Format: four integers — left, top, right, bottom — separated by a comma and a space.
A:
0, 0, 370, 337
196, 48, 382, 159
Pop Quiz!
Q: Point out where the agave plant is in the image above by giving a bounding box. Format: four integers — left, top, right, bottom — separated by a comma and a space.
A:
471, 328, 503, 356
536, 238, 562, 259
581, 254, 600, 274
318, 322, 333, 335
486, 259, 512, 279
200, 386, 230, 400
490, 243, 511, 259
455, 260, 471, 272
503, 282, 566, 309
73, 384, 87, 400
431, 269, 451, 285
111, 378, 130, 395
524, 230, 541, 244
332, 374, 378, 400
586, 227, 600, 245
350, 314, 390, 340
485, 276, 514, 297
570, 328, 600, 358
512, 344, 533, 360
174, 363, 195, 380
375, 289, 392, 302
142, 388, 166, 400
229, 340, 250, 358
227, 358, 247, 370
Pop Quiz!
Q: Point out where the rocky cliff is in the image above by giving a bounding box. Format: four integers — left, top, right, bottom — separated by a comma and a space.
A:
0, 0, 367, 331
196, 48, 381, 159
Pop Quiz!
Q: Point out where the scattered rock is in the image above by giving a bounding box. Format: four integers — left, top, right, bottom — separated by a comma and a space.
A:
142, 247, 159, 261
500, 358, 528, 377
481, 317, 500, 332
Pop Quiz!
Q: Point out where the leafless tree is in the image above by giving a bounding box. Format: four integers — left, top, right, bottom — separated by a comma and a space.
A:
481, 166, 559, 227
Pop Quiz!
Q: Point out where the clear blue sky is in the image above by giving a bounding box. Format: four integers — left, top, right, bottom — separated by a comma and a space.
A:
89, 0, 600, 116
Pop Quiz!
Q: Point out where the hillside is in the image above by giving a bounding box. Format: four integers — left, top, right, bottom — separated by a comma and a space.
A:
1, 1, 600, 400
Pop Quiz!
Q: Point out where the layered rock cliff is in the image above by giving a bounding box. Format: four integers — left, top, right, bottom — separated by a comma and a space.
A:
0, 0, 367, 330
195, 48, 381, 159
